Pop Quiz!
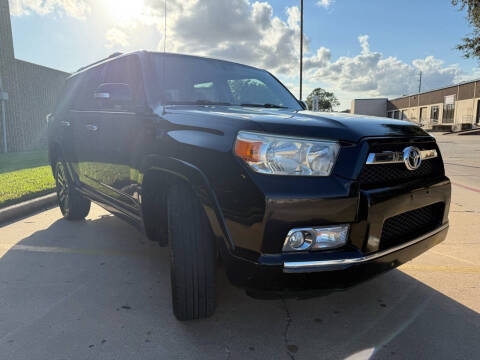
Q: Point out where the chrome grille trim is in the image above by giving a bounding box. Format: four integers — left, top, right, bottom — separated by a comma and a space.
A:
366, 149, 437, 165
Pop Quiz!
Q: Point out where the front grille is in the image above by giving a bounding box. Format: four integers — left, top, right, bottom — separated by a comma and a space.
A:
379, 202, 444, 250
358, 140, 444, 189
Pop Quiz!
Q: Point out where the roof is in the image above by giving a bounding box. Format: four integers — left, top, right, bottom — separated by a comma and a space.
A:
390, 77, 480, 101
15, 58, 70, 75
353, 98, 388, 101
68, 50, 262, 79
148, 51, 260, 70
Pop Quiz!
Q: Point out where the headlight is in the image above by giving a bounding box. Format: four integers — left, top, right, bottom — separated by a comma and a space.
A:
234, 131, 340, 176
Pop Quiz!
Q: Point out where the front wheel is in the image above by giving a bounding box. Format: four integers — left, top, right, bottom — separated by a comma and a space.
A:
167, 184, 217, 321
54, 161, 91, 220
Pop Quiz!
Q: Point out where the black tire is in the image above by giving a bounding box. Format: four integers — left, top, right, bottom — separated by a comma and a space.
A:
167, 184, 217, 321
54, 161, 91, 220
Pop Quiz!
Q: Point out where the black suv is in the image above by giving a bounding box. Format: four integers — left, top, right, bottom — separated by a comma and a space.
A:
48, 51, 450, 320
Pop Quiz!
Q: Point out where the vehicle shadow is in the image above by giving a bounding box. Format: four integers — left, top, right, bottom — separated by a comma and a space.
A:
0, 213, 478, 360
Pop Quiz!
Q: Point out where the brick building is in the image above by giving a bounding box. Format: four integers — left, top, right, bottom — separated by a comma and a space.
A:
0, 0, 68, 152
387, 81, 480, 130
352, 80, 480, 130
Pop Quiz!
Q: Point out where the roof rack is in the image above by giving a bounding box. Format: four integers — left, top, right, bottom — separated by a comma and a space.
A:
76, 52, 123, 73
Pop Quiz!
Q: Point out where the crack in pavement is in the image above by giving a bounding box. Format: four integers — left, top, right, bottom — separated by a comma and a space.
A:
281, 298, 295, 360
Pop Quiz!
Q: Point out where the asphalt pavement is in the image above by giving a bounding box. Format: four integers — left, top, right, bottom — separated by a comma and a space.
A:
0, 133, 479, 360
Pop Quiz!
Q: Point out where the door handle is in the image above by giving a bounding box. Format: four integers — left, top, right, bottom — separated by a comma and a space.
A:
85, 124, 98, 132
60, 120, 71, 127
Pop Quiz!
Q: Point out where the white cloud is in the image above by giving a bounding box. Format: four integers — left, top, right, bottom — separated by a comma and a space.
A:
148, 0, 305, 76
10, 0, 91, 19
105, 28, 129, 49
10, 0, 306, 75
304, 47, 331, 71
316, 0, 333, 9
306, 35, 462, 103
10, 0, 468, 108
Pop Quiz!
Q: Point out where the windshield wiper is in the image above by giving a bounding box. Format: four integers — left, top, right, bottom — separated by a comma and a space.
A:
240, 103, 288, 109
164, 100, 232, 106
195, 100, 232, 106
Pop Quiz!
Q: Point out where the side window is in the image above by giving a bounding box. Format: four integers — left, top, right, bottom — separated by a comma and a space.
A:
105, 55, 146, 106
55, 75, 82, 113
73, 65, 106, 111
192, 81, 218, 102
431, 106, 439, 122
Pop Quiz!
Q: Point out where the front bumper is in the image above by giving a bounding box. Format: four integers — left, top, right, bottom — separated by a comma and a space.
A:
222, 178, 451, 293
283, 223, 448, 273
225, 223, 448, 293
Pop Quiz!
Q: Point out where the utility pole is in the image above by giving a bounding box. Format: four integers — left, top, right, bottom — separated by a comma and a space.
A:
418, 71, 422, 94
299, 0, 303, 100
0, 73, 8, 153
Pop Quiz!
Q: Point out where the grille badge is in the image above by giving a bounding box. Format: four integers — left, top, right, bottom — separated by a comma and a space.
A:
403, 146, 422, 171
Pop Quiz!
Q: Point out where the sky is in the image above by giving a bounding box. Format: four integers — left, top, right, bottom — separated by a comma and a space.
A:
7, 0, 480, 109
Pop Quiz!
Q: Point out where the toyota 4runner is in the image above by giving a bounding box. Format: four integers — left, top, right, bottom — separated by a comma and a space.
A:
48, 51, 451, 320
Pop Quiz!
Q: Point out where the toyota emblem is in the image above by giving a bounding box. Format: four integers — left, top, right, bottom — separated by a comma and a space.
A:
403, 146, 422, 171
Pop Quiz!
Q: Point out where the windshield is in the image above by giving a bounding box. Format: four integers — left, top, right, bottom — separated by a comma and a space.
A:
152, 54, 302, 110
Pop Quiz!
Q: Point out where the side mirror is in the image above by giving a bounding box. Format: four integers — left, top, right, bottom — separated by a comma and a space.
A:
299, 100, 308, 110
94, 83, 132, 109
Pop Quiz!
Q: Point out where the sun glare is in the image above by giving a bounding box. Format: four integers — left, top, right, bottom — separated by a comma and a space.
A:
106, 0, 145, 24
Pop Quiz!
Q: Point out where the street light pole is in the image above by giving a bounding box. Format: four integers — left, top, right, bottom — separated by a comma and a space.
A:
299, 0, 303, 100
0, 73, 8, 153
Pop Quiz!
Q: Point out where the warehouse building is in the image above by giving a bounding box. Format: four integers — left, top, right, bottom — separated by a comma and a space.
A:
351, 98, 388, 117
0, 0, 68, 152
352, 79, 480, 131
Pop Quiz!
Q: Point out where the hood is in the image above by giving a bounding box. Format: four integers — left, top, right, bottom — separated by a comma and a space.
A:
162, 106, 430, 143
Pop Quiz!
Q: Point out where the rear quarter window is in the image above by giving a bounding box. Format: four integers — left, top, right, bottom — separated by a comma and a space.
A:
72, 65, 107, 111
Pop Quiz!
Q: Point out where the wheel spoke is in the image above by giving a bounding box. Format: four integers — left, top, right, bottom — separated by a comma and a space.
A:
56, 163, 69, 208
59, 191, 66, 204
57, 175, 65, 187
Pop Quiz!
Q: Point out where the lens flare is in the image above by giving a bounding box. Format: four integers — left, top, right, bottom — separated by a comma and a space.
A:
105, 0, 145, 24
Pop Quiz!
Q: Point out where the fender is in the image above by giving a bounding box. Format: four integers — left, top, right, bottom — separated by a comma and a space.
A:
142, 155, 235, 252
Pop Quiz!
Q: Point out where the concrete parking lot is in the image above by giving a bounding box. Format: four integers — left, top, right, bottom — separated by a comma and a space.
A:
0, 133, 479, 360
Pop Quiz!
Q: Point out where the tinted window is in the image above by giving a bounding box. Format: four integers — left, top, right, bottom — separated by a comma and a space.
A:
431, 106, 439, 121
73, 65, 106, 110
152, 54, 301, 109
105, 55, 145, 105
55, 75, 83, 113
228, 79, 282, 105
443, 103, 455, 123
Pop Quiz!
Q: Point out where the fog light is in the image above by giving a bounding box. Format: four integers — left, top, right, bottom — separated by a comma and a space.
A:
283, 230, 314, 251
283, 225, 349, 252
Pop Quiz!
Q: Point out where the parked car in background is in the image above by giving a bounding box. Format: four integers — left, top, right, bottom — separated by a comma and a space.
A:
48, 51, 451, 320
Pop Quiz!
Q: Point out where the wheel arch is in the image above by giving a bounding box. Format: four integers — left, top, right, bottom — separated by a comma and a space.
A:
141, 156, 234, 252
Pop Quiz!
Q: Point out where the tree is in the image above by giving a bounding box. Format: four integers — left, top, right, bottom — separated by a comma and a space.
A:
452, 0, 480, 59
306, 88, 340, 111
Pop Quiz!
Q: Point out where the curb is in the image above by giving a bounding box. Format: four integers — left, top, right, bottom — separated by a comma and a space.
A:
458, 129, 480, 136
0, 193, 58, 226
442, 129, 480, 136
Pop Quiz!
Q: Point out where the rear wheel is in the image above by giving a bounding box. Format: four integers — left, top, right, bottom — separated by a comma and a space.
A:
54, 161, 91, 220
167, 184, 217, 321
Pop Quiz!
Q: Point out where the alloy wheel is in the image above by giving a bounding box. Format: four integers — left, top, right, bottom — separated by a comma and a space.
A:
56, 162, 69, 213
